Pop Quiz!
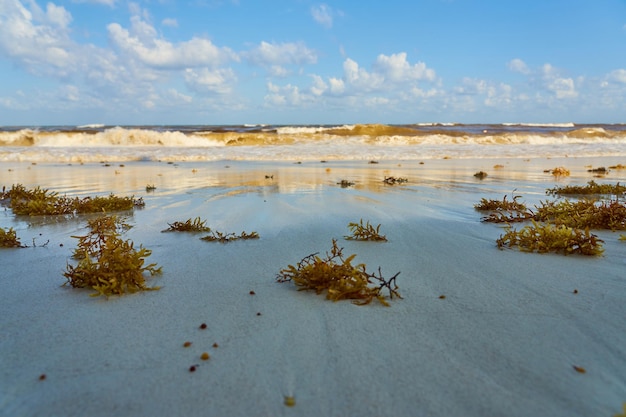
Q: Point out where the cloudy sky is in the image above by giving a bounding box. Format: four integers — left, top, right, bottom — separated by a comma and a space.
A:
1, 0, 625, 126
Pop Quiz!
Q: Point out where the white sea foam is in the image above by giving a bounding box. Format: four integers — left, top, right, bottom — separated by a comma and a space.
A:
502, 122, 576, 128
1, 124, 626, 162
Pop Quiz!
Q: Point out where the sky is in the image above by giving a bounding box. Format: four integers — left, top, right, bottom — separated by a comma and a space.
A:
0, 0, 625, 126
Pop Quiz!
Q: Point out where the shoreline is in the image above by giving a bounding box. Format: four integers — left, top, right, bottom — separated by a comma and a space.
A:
1, 156, 625, 416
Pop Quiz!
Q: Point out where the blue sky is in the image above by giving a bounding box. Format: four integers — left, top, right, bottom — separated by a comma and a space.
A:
0, 0, 625, 125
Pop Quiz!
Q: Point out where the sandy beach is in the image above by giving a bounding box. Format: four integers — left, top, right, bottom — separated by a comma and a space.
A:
1, 156, 625, 417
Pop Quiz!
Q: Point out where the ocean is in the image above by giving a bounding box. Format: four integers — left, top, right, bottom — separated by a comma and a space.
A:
1, 123, 625, 163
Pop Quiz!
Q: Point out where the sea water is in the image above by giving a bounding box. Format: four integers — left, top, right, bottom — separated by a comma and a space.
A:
1, 123, 625, 163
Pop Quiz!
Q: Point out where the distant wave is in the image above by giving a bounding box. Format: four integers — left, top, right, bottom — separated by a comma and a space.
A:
1, 123, 626, 162
502, 122, 576, 128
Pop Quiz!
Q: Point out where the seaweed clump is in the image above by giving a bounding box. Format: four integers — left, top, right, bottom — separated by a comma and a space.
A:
474, 194, 532, 223
337, 180, 355, 188
63, 215, 162, 297
0, 227, 23, 248
276, 239, 401, 306
496, 221, 604, 256
534, 199, 626, 231
1, 184, 142, 216
548, 167, 570, 177
383, 176, 408, 185
163, 217, 211, 232
344, 219, 387, 241
200, 230, 259, 243
476, 185, 626, 256
546, 180, 626, 197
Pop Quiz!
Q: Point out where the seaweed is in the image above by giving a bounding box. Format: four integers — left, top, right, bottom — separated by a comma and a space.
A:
344, 219, 387, 241
534, 198, 626, 231
276, 239, 401, 306
545, 180, 626, 197
548, 167, 570, 176
63, 215, 162, 297
474, 195, 533, 223
474, 194, 527, 211
1, 184, 142, 216
200, 230, 259, 243
162, 217, 211, 232
383, 176, 408, 185
337, 180, 355, 188
0, 227, 23, 248
477, 193, 626, 230
496, 220, 604, 256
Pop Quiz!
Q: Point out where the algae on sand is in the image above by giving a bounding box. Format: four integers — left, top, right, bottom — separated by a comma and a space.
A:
277, 239, 401, 306
64, 215, 162, 297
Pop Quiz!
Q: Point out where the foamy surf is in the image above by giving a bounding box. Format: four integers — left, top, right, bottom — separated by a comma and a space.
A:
1, 123, 625, 162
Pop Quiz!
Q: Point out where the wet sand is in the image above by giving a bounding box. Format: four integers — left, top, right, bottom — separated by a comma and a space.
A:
1, 157, 625, 416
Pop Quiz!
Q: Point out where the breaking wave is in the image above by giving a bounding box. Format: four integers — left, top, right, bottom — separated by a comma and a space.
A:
1, 123, 625, 162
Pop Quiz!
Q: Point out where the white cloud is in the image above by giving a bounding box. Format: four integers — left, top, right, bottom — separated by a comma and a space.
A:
310, 75, 327, 96
243, 41, 317, 68
166, 89, 193, 104
454, 78, 487, 95
373, 53, 436, 83
161, 18, 178, 28
540, 64, 578, 99
184, 68, 237, 95
60, 85, 80, 101
328, 77, 345, 95
339, 53, 436, 94
607, 69, 626, 84
343, 58, 384, 91
311, 4, 333, 28
107, 17, 237, 69
507, 60, 579, 100
0, 0, 76, 76
546, 77, 577, 99
45, 3, 73, 28
264, 82, 315, 107
507, 58, 530, 75
72, 0, 117, 6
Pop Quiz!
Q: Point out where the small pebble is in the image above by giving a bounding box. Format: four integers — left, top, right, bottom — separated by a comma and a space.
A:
201, 352, 210, 361
183, 341, 192, 348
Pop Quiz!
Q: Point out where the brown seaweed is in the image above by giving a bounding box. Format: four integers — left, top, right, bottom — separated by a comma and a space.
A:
344, 219, 387, 241
276, 239, 401, 306
63, 215, 162, 297
162, 217, 212, 232
545, 180, 626, 197
496, 220, 604, 256
0, 227, 23, 248
200, 230, 259, 243
1, 184, 142, 216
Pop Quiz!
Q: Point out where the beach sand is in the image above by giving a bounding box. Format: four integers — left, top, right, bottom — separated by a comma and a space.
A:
1, 157, 625, 416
